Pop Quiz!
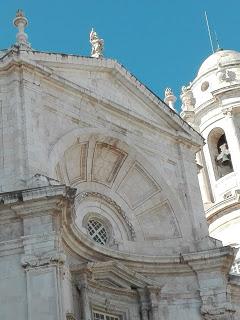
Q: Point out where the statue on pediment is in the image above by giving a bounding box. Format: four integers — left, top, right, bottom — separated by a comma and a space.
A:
90, 28, 104, 58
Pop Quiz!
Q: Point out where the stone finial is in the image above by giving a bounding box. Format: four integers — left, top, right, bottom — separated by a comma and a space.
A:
13, 9, 31, 49
164, 87, 176, 110
89, 28, 104, 58
180, 85, 195, 111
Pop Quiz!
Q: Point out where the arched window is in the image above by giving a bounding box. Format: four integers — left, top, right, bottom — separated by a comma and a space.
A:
87, 218, 109, 245
208, 128, 233, 180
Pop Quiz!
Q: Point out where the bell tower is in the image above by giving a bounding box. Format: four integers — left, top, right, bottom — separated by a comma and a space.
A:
181, 49, 240, 273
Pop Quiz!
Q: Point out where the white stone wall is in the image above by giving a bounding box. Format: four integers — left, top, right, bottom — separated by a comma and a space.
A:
0, 48, 239, 320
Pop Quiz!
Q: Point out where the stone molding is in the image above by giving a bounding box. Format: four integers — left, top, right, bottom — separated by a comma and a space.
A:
76, 191, 136, 240
180, 86, 196, 111
206, 189, 240, 223
21, 251, 66, 269
0, 184, 75, 206
201, 306, 235, 320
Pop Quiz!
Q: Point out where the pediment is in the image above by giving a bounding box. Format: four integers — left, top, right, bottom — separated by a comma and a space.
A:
0, 49, 202, 144
22, 51, 202, 144
72, 261, 159, 290
37, 61, 175, 131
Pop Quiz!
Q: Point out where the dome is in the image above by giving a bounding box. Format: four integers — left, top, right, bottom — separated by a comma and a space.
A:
197, 49, 240, 77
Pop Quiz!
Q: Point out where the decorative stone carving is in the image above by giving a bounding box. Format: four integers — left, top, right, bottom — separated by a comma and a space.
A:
90, 28, 104, 58
201, 306, 235, 320
201, 81, 209, 92
13, 9, 31, 49
216, 63, 236, 82
137, 288, 149, 320
137, 286, 160, 320
27, 173, 62, 188
222, 106, 234, 117
165, 87, 173, 97
164, 87, 176, 110
180, 85, 196, 111
66, 313, 76, 320
200, 288, 236, 320
21, 252, 66, 268
76, 191, 136, 240
148, 286, 160, 320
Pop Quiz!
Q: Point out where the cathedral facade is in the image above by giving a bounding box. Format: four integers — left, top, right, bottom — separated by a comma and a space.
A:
0, 11, 240, 320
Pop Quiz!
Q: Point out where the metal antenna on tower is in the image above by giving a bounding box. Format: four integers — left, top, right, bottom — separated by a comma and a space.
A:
204, 11, 214, 53
214, 30, 221, 51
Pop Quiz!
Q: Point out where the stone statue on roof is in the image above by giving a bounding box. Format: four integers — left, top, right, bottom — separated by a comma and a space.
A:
90, 28, 104, 58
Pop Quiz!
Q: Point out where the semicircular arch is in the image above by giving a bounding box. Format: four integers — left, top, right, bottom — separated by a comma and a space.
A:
48, 127, 194, 254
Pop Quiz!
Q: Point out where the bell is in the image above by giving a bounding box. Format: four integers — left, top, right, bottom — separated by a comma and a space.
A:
221, 154, 230, 165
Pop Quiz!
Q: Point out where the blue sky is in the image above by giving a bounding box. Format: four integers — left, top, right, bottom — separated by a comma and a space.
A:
1, 1, 240, 110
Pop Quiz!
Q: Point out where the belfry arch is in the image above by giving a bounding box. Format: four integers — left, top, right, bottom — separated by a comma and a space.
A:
207, 127, 233, 180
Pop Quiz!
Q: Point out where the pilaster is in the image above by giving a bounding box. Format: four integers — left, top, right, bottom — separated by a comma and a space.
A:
187, 248, 236, 320
147, 286, 160, 320
137, 286, 160, 320
137, 288, 149, 320
7, 184, 76, 320
75, 264, 93, 320
177, 141, 209, 240
223, 107, 240, 183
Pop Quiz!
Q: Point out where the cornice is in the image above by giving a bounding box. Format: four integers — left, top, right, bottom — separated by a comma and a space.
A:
62, 211, 234, 275
186, 248, 235, 273
0, 185, 76, 218
206, 189, 240, 223
71, 260, 161, 296
211, 83, 240, 96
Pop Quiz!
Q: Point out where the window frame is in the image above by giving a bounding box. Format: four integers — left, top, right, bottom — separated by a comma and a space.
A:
82, 212, 113, 246
87, 219, 109, 245
93, 310, 121, 320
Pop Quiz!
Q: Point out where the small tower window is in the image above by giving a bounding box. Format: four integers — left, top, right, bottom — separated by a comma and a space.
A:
87, 219, 108, 245
208, 128, 233, 180
215, 134, 233, 178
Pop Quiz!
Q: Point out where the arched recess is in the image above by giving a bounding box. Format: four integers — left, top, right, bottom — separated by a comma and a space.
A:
48, 128, 196, 255
207, 127, 233, 180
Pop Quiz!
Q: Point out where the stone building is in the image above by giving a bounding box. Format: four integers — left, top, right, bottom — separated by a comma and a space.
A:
0, 11, 240, 320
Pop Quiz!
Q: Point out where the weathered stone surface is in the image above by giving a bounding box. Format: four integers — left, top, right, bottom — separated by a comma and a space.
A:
0, 46, 239, 320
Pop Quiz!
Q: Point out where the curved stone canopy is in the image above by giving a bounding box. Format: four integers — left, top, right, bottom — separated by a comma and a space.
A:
52, 132, 196, 257
197, 49, 240, 77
